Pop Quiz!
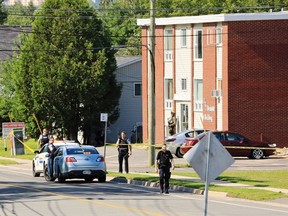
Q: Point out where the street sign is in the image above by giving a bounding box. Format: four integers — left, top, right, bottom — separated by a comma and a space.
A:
100, 113, 108, 122
2, 122, 25, 139
183, 132, 234, 183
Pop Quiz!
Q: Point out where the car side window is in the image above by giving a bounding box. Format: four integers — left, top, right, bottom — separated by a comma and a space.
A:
56, 148, 63, 156
214, 132, 225, 141
40, 145, 48, 153
227, 133, 242, 141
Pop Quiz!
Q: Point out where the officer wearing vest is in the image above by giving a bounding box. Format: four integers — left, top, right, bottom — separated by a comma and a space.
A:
155, 144, 175, 194
116, 131, 132, 173
38, 128, 50, 149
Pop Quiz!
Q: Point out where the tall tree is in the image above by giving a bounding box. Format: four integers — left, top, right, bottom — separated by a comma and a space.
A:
2, 0, 122, 143
5, 2, 36, 25
0, 0, 7, 24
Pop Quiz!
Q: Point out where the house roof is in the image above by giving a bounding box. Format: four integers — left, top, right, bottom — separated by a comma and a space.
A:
116, 56, 141, 69
137, 11, 288, 26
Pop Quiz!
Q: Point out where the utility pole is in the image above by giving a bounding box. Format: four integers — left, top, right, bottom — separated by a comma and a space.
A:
148, 0, 156, 166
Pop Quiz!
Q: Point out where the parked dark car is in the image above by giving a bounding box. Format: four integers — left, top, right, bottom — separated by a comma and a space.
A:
180, 131, 276, 159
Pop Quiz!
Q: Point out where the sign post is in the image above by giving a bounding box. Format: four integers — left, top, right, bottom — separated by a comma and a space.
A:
100, 113, 108, 159
2, 122, 25, 155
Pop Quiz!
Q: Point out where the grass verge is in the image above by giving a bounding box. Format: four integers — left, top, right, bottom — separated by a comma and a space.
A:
107, 171, 288, 201
0, 159, 19, 165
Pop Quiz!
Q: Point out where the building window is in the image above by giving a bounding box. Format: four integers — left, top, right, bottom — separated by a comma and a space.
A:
216, 28, 222, 45
165, 29, 173, 61
181, 29, 187, 47
181, 78, 187, 91
165, 79, 173, 109
194, 30, 202, 59
134, 83, 142, 96
194, 79, 203, 111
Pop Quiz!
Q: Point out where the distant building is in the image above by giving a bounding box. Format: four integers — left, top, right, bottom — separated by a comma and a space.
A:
138, 11, 288, 148
107, 56, 142, 143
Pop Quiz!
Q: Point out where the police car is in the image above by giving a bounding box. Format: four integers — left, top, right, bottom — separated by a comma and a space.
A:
32, 140, 80, 177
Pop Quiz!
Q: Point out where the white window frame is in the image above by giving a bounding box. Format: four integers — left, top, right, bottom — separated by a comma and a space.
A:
194, 79, 203, 111
216, 27, 222, 45
165, 79, 173, 109
181, 28, 187, 47
181, 78, 187, 91
164, 29, 173, 61
194, 30, 203, 60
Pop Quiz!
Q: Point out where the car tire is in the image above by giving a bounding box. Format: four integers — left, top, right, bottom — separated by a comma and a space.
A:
175, 148, 183, 158
250, 149, 264, 159
57, 166, 66, 183
32, 163, 40, 177
98, 175, 106, 183
43, 164, 56, 182
84, 177, 94, 183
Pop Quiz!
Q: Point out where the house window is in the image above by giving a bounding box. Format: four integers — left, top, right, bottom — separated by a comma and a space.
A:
165, 79, 173, 109
165, 29, 173, 61
194, 79, 203, 111
181, 29, 187, 47
134, 83, 142, 96
181, 78, 187, 91
194, 30, 202, 59
216, 28, 222, 45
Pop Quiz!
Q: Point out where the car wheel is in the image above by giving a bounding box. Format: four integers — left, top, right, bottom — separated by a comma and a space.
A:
57, 167, 66, 183
98, 175, 106, 183
175, 148, 183, 158
32, 163, 40, 177
84, 177, 94, 183
43, 164, 56, 182
250, 149, 264, 159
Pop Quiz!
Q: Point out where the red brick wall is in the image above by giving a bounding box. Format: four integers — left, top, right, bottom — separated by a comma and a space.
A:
141, 27, 148, 143
141, 26, 165, 144
155, 26, 165, 144
227, 20, 288, 147
203, 23, 217, 130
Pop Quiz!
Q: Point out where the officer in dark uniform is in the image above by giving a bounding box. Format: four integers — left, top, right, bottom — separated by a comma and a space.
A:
116, 131, 132, 173
38, 128, 50, 149
155, 144, 175, 194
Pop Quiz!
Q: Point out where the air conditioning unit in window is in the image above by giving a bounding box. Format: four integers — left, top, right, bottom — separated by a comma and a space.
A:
212, 90, 222, 97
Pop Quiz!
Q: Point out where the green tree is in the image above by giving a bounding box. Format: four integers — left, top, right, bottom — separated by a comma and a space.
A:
0, 0, 8, 24
1, 0, 122, 143
5, 2, 36, 25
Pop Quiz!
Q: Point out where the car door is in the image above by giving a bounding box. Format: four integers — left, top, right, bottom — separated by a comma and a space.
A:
35, 145, 48, 171
54, 147, 64, 174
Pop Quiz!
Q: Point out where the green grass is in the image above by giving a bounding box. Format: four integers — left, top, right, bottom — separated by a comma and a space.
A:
0, 159, 19, 165
0, 138, 38, 160
107, 171, 288, 201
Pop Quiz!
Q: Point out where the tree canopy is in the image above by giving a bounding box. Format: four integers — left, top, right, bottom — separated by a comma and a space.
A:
0, 0, 7, 24
1, 0, 122, 143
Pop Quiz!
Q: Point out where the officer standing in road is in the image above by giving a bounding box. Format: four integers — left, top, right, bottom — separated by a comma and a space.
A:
116, 131, 132, 173
47, 136, 57, 177
155, 144, 175, 194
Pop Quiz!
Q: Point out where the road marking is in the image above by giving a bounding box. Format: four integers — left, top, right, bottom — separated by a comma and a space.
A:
0, 183, 163, 216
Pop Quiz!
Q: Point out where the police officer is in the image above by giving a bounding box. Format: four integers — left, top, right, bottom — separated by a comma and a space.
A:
155, 144, 175, 194
116, 131, 132, 173
38, 128, 50, 149
47, 136, 57, 177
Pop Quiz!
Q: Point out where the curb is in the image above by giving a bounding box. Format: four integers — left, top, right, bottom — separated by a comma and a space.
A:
110, 177, 208, 195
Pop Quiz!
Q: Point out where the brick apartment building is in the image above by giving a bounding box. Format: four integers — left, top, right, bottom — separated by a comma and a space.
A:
137, 12, 288, 148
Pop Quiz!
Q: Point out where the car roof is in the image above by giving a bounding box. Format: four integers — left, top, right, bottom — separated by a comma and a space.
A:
53, 141, 80, 146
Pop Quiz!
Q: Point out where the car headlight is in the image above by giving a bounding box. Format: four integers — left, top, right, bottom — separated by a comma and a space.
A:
268, 143, 277, 148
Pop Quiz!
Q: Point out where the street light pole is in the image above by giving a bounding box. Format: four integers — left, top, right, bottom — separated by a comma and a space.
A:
148, 0, 156, 166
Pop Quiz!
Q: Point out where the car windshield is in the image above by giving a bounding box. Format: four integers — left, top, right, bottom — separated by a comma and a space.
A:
67, 147, 99, 155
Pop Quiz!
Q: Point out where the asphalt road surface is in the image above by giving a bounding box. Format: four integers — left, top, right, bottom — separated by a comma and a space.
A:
1, 166, 288, 216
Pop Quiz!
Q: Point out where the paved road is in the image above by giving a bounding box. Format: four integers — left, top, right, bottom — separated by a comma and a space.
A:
99, 145, 288, 173
1, 167, 288, 216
